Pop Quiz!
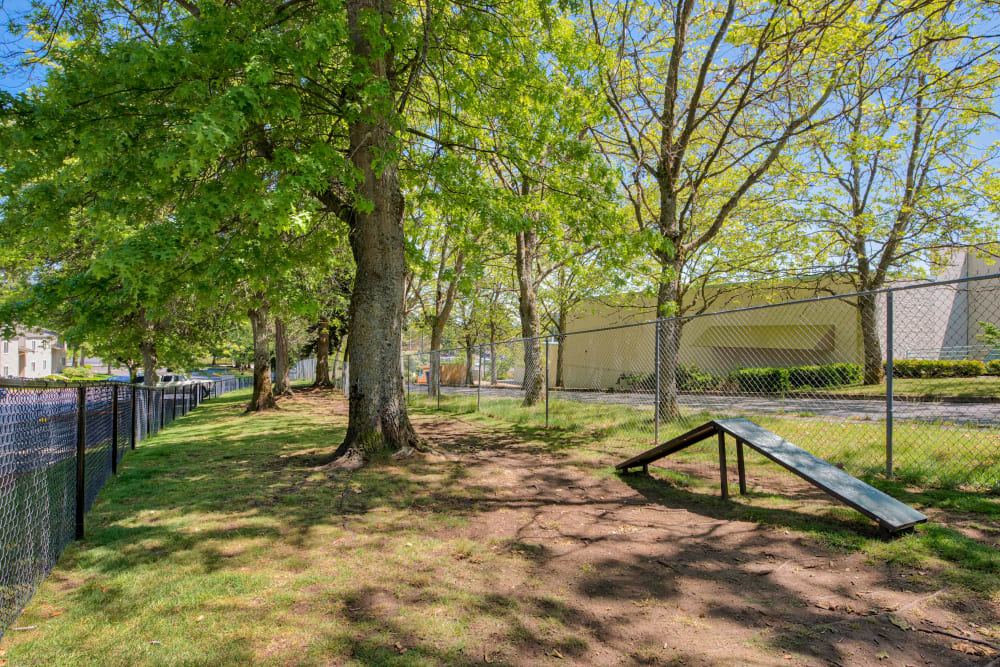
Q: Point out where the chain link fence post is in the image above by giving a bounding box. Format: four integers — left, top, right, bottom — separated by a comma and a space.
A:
477, 345, 483, 411
75, 386, 87, 539
545, 335, 550, 428
129, 385, 136, 450
654, 320, 661, 446
886, 290, 894, 480
111, 385, 119, 475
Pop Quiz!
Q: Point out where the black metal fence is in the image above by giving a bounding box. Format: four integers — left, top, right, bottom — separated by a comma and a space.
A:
0, 375, 252, 639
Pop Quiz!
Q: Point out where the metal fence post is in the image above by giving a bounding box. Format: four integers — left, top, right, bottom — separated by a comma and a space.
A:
545, 336, 550, 428
172, 386, 177, 421
477, 345, 482, 411
654, 321, 661, 445
160, 389, 166, 429
146, 388, 152, 437
886, 290, 894, 480
111, 385, 119, 475
75, 386, 87, 539
130, 385, 137, 450
436, 354, 441, 411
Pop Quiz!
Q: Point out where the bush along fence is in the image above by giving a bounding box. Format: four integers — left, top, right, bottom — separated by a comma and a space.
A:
0, 375, 252, 640
405, 273, 1000, 489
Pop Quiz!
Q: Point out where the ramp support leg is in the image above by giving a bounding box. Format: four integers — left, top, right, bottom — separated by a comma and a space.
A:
736, 439, 747, 495
717, 431, 729, 500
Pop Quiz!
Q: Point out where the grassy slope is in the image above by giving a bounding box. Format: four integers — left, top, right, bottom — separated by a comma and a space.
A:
2, 389, 998, 665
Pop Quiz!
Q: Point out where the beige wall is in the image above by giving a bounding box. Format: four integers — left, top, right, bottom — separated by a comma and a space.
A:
1, 331, 65, 378
556, 280, 865, 389
967, 252, 1000, 354
0, 339, 16, 377
551, 253, 1000, 388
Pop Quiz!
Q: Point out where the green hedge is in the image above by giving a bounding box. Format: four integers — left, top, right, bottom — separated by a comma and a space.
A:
723, 363, 864, 393
618, 358, 994, 394
787, 363, 863, 388
676, 364, 723, 391
731, 367, 791, 393
889, 359, 987, 378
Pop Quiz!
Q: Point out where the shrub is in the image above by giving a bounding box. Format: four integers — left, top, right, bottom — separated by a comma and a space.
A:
987, 360, 1000, 376
676, 364, 722, 391
787, 363, 862, 389
889, 359, 987, 378
731, 367, 790, 393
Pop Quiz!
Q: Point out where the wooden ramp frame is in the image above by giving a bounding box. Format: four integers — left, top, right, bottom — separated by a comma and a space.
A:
617, 418, 927, 534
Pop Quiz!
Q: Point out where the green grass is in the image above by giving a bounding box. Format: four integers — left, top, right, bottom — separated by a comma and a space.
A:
4, 387, 999, 664
0, 389, 609, 665
410, 392, 1000, 489
819, 376, 1000, 399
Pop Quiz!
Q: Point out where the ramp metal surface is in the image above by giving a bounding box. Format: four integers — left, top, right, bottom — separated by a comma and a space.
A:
617, 417, 927, 534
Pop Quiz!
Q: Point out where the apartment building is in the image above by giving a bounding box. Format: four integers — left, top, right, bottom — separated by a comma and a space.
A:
0, 328, 67, 379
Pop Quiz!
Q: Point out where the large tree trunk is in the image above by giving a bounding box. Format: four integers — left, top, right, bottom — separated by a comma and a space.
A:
331, 0, 419, 463
274, 317, 292, 397
427, 326, 444, 398
342, 340, 349, 388
489, 323, 497, 385
858, 292, 884, 385
331, 337, 341, 388
247, 306, 277, 412
464, 334, 475, 385
655, 258, 684, 421
426, 250, 463, 398
515, 229, 544, 406
555, 307, 567, 387
313, 319, 334, 388
139, 340, 158, 387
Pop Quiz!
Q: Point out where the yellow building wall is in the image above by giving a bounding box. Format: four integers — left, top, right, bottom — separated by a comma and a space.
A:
554, 281, 865, 390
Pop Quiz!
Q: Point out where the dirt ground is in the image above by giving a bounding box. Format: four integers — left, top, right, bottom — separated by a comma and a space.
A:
405, 410, 998, 666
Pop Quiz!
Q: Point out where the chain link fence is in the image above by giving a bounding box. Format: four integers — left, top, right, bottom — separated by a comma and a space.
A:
405, 274, 1000, 489
0, 374, 252, 639
288, 357, 317, 382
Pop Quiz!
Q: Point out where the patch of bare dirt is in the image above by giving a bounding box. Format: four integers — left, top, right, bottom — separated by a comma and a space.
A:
407, 412, 998, 666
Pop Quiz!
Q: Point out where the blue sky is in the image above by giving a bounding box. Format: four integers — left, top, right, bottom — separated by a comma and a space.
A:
1, 0, 49, 93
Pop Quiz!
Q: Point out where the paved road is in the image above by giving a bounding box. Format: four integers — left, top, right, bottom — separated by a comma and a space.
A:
409, 384, 998, 427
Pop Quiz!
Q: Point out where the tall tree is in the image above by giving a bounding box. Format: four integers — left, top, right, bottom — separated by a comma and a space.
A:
588, 0, 854, 417
790, 4, 1000, 383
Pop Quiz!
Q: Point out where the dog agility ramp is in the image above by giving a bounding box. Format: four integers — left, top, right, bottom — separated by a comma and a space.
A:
617, 417, 927, 534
